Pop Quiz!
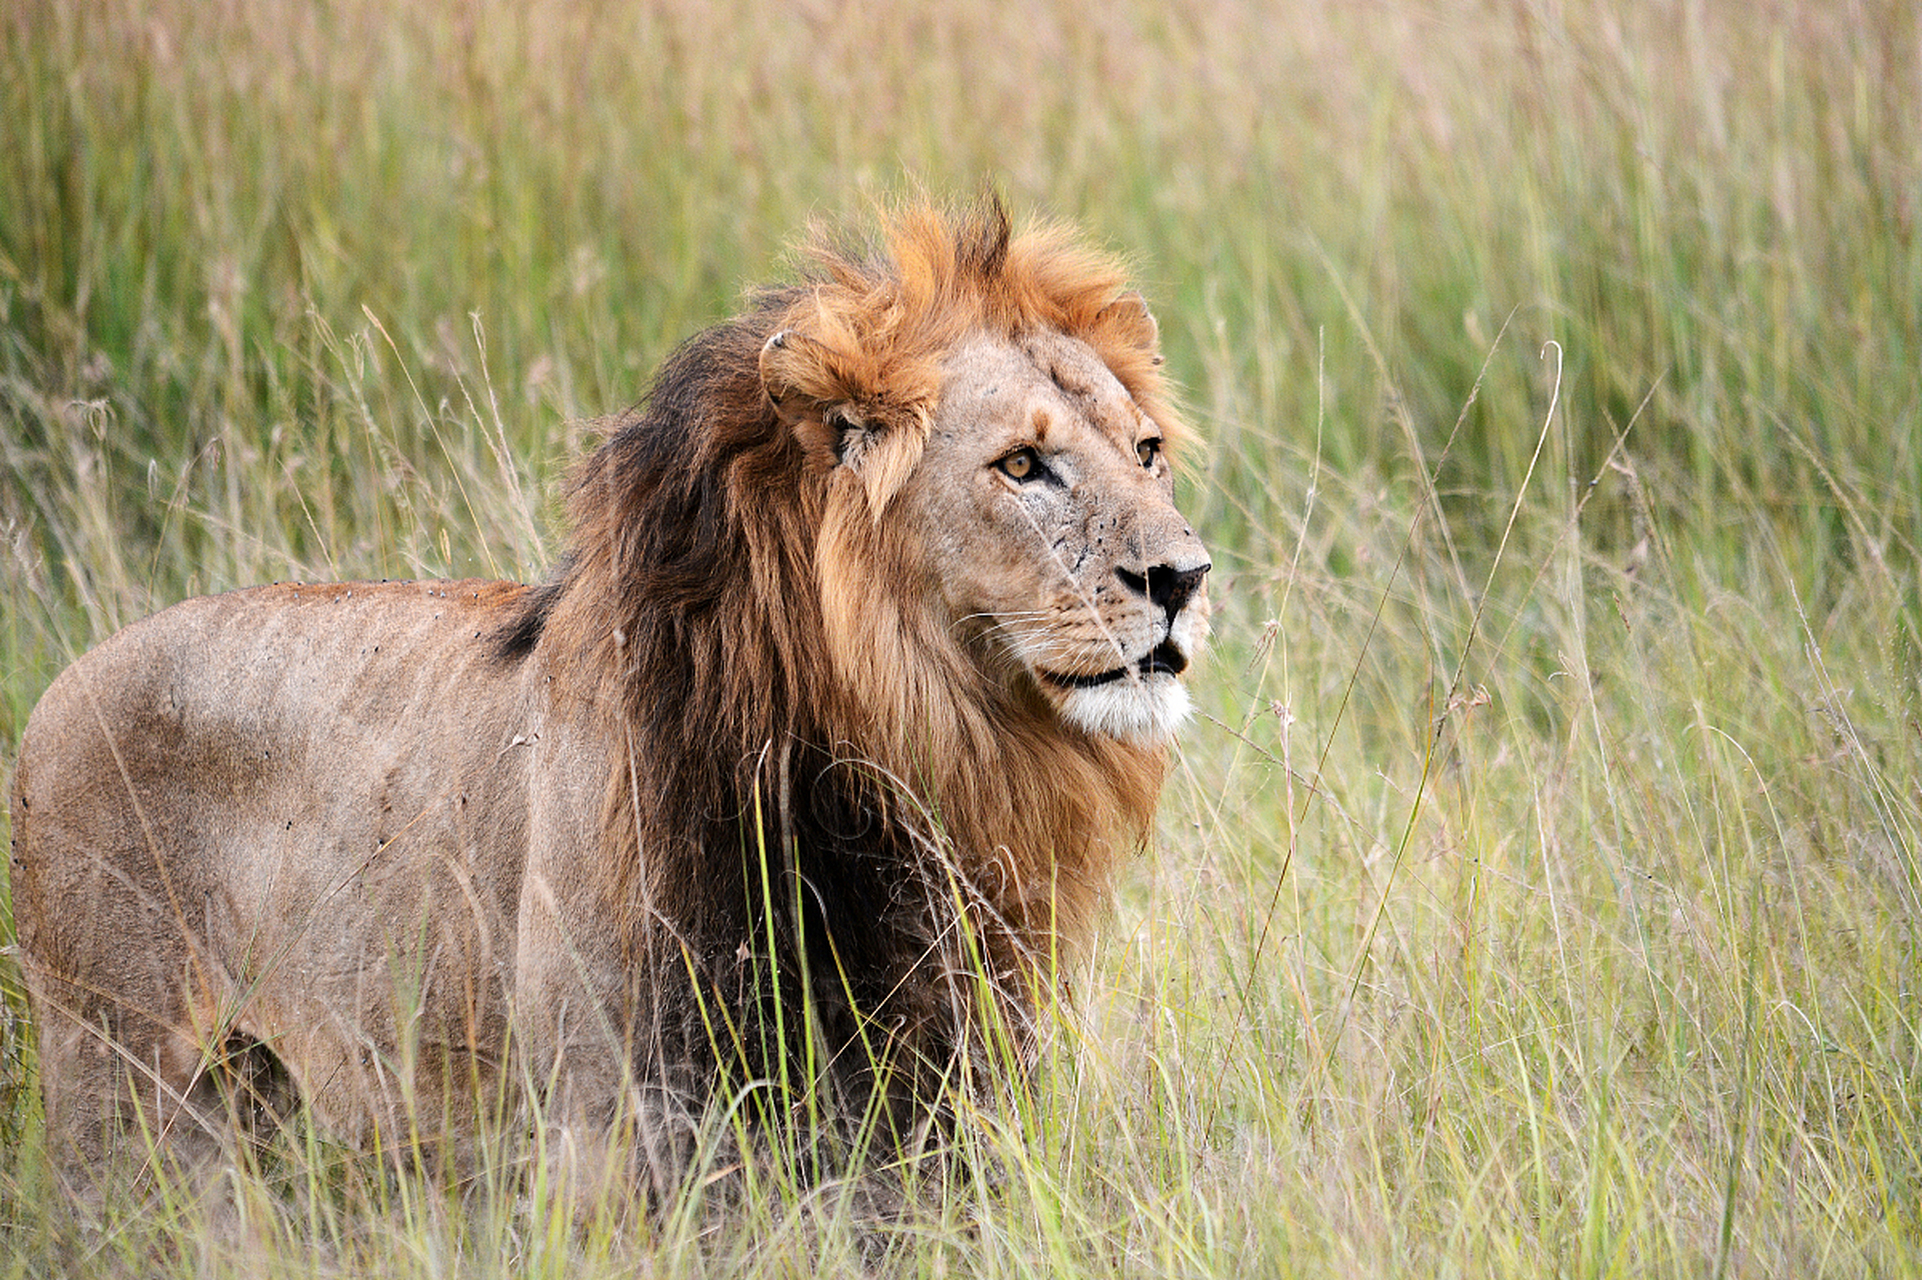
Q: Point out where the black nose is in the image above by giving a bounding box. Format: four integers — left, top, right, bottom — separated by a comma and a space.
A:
1117, 563, 1209, 619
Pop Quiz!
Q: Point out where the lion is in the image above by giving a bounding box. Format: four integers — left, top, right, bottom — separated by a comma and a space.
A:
8, 198, 1210, 1198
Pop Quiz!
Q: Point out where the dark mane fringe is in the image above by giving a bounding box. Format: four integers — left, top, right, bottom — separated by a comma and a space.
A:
517, 197, 1179, 1122
492, 563, 567, 662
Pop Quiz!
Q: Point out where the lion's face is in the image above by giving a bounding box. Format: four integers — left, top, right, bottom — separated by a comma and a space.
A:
905, 329, 1211, 743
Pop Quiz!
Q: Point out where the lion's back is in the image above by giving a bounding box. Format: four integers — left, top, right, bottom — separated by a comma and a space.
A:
11, 579, 544, 1080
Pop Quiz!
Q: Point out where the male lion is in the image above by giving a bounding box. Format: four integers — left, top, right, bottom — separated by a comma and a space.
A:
9, 200, 1210, 1197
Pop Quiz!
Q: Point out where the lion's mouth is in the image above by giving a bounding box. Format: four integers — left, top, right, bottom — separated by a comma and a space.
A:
1039, 640, 1188, 690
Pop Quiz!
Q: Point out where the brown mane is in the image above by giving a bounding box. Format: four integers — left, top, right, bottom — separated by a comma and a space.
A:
503, 198, 1181, 1108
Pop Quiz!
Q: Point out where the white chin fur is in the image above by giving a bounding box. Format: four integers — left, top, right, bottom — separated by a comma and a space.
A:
1058, 678, 1192, 744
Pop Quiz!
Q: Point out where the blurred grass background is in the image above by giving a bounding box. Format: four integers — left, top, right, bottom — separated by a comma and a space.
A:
3, 0, 1921, 1274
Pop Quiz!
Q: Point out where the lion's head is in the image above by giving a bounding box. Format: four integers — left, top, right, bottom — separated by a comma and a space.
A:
867, 325, 1209, 742
756, 219, 1209, 759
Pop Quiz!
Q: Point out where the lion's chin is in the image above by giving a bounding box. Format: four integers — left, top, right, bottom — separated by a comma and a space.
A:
1056, 676, 1192, 744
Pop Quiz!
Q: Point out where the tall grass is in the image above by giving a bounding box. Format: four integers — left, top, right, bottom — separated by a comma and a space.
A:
4, 0, 1920, 1273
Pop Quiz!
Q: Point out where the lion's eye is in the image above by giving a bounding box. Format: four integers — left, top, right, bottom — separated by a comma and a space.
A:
1137, 438, 1162, 469
996, 448, 1042, 482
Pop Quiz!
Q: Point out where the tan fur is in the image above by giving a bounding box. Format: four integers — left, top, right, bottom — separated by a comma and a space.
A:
9, 198, 1210, 1193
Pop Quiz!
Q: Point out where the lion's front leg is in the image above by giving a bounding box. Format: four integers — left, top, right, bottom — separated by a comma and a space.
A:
516, 735, 704, 1208
511, 884, 705, 1209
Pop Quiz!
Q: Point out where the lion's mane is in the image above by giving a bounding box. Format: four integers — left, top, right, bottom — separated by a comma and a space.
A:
498, 199, 1185, 1122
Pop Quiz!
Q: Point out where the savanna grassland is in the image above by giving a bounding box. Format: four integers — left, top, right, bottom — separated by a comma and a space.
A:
3, 0, 1921, 1274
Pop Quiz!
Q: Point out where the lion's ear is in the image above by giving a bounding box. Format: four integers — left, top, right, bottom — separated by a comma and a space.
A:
1096, 291, 1163, 366
760, 328, 899, 479
761, 327, 923, 514
762, 328, 874, 456
761, 328, 837, 427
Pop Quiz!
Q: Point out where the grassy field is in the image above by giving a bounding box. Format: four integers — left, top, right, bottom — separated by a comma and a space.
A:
4, 0, 1921, 1273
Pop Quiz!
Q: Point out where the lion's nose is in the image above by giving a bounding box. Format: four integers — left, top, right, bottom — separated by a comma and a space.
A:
1148, 563, 1208, 617
1116, 562, 1210, 620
